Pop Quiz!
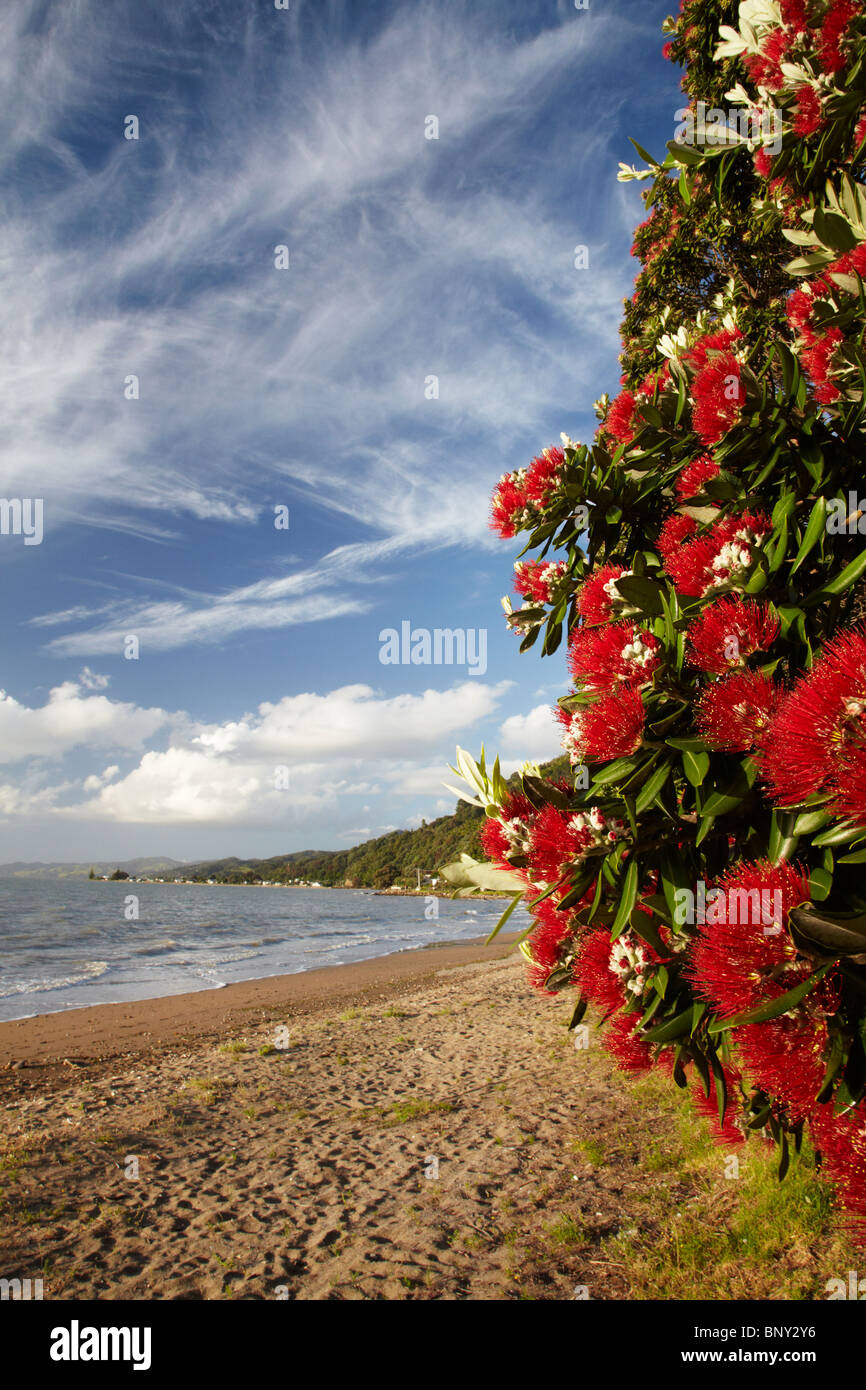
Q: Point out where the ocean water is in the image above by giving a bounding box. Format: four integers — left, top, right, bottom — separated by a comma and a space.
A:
0, 879, 529, 1022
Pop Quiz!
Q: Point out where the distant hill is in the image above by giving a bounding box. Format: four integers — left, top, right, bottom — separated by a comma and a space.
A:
0, 857, 185, 880
163, 756, 570, 889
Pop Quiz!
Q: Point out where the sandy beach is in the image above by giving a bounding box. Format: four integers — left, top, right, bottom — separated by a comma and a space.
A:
0, 935, 853, 1301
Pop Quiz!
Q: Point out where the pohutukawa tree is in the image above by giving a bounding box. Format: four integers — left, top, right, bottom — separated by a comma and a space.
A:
444, 0, 866, 1239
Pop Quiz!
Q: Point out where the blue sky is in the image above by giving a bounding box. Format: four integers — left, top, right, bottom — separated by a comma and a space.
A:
0, 0, 684, 862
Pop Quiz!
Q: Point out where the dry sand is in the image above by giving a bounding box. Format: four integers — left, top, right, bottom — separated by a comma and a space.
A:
0, 935, 841, 1300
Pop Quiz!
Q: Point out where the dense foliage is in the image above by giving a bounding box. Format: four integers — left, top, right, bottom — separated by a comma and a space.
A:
446, 0, 866, 1240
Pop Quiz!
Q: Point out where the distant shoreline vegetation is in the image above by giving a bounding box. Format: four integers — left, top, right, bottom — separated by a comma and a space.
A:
83, 757, 568, 893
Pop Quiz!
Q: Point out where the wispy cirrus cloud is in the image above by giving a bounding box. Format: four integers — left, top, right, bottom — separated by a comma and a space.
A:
0, 0, 651, 653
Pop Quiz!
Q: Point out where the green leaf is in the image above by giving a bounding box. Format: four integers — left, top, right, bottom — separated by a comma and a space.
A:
805, 548, 866, 605
567, 996, 588, 1031
790, 497, 827, 575
708, 964, 832, 1032
614, 574, 665, 616
695, 813, 716, 848
485, 891, 524, 946
789, 906, 866, 956
611, 858, 639, 939
812, 206, 861, 253
808, 866, 834, 902
683, 748, 710, 787
629, 137, 658, 168
812, 820, 865, 848
701, 758, 759, 816
634, 760, 672, 814
642, 1006, 694, 1043
793, 808, 832, 835
440, 857, 526, 893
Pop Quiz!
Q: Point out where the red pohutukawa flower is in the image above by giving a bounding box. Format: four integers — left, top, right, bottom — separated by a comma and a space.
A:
524, 446, 566, 508
754, 147, 774, 178
835, 751, 866, 828
696, 669, 783, 752
523, 894, 586, 995
810, 1103, 866, 1243
692, 351, 744, 445
604, 1010, 654, 1072
743, 23, 793, 88
490, 469, 531, 538
687, 859, 813, 1021
573, 928, 627, 1013
737, 1016, 828, 1125
527, 804, 627, 884
690, 1063, 746, 1146
817, 0, 859, 75
662, 511, 772, 597
576, 563, 633, 625
605, 390, 641, 445
557, 687, 645, 765
685, 326, 744, 372
479, 790, 536, 868
657, 513, 697, 562
780, 0, 808, 30
513, 559, 569, 605
793, 84, 825, 136
686, 597, 780, 674
574, 928, 670, 1072
801, 327, 844, 404
759, 626, 866, 815
568, 621, 661, 693
676, 453, 720, 499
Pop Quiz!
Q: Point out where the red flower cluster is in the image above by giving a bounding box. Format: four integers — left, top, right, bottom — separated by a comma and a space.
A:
685, 326, 744, 372
793, 84, 825, 136
605, 390, 640, 446
754, 147, 774, 178
687, 859, 813, 1020
676, 453, 719, 499
489, 447, 567, 537
810, 1104, 866, 1243
513, 559, 568, 606
696, 669, 782, 752
568, 621, 661, 693
576, 563, 632, 625
557, 688, 645, 765
759, 627, 866, 821
661, 511, 772, 597
522, 892, 584, 994
480, 789, 536, 868
788, 244, 866, 404
525, 447, 566, 508
738, 1016, 828, 1125
658, 513, 697, 563
817, 0, 860, 74
692, 351, 744, 445
490, 469, 530, 539
526, 803, 626, 884
686, 597, 779, 674
743, 23, 795, 89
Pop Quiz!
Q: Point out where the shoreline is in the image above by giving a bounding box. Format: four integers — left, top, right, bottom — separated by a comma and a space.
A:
0, 932, 522, 1070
